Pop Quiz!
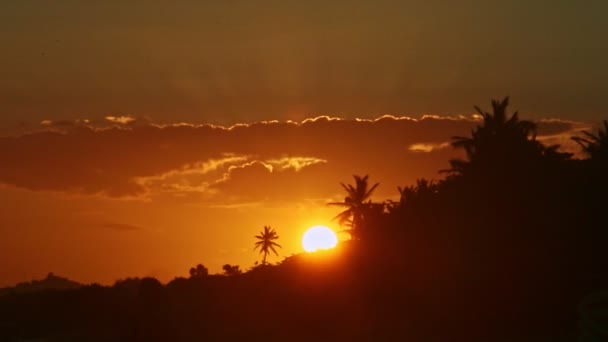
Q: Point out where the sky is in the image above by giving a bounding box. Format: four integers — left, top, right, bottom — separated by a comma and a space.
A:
0, 1, 606, 286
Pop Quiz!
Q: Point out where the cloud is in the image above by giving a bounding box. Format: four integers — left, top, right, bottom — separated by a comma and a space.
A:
0, 115, 584, 203
212, 159, 334, 202
105, 116, 136, 125
134, 154, 251, 194
39, 119, 91, 128
408, 142, 451, 153
266, 157, 327, 171
536, 120, 595, 158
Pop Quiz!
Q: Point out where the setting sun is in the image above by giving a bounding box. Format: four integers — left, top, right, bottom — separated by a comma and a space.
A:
302, 225, 338, 252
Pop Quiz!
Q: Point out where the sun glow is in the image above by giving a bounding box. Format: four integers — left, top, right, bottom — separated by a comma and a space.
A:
302, 225, 338, 252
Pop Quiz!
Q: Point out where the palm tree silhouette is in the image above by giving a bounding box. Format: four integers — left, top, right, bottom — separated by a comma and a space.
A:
254, 226, 281, 265
572, 120, 608, 161
396, 179, 438, 208
329, 175, 379, 238
447, 97, 540, 175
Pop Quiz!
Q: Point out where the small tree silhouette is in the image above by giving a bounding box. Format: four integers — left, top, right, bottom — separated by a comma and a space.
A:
254, 226, 281, 265
387, 178, 439, 213
189, 264, 208, 278
222, 264, 242, 276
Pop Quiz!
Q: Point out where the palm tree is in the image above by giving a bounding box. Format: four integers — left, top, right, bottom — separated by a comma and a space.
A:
329, 175, 379, 238
572, 120, 608, 161
447, 97, 541, 175
254, 226, 281, 265
397, 179, 438, 207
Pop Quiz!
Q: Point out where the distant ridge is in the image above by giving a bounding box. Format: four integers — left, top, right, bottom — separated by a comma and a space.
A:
0, 273, 81, 296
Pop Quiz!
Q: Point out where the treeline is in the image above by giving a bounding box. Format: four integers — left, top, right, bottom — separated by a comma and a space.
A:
1, 98, 606, 341
326, 98, 608, 340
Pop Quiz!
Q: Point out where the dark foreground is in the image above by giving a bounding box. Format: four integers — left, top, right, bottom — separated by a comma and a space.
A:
0, 242, 606, 341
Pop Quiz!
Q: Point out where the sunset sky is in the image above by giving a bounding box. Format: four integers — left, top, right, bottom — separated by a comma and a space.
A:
0, 1, 606, 286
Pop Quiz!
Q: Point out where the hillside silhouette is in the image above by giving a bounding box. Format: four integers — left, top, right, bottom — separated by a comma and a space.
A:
1, 98, 607, 341
0, 273, 81, 297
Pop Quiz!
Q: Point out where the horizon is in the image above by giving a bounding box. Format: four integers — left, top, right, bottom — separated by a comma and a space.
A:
0, 107, 594, 287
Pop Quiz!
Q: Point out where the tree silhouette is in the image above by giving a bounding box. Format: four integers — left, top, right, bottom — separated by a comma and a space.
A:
397, 179, 438, 207
222, 264, 242, 276
254, 226, 281, 265
329, 174, 379, 239
189, 264, 208, 278
573, 120, 608, 161
447, 97, 541, 176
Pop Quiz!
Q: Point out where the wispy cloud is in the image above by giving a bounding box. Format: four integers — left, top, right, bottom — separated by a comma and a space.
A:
105, 116, 136, 125
408, 142, 451, 153
0, 115, 583, 202
134, 154, 251, 195
266, 156, 327, 171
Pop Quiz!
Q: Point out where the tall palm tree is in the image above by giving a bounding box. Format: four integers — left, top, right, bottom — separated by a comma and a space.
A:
254, 226, 281, 265
447, 97, 541, 175
572, 120, 608, 161
329, 175, 379, 238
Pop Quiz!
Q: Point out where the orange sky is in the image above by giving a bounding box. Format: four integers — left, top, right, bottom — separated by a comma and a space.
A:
0, 115, 586, 286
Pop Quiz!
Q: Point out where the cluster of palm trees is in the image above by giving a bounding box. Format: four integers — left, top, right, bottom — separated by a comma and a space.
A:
448, 97, 607, 173
325, 97, 608, 240
448, 98, 533, 174
248, 97, 608, 263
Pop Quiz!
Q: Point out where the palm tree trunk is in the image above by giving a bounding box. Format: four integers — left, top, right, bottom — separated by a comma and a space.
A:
263, 252, 267, 265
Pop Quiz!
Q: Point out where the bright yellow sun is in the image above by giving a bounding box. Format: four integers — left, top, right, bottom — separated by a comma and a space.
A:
302, 225, 338, 252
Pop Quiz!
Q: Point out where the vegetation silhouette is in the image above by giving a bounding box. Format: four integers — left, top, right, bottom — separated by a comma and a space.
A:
254, 226, 281, 265
189, 264, 208, 278
0, 98, 606, 341
329, 174, 380, 239
222, 264, 242, 276
445, 96, 559, 178
0, 272, 81, 296
573, 120, 608, 162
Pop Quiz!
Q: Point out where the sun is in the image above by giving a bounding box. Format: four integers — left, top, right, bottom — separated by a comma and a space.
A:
302, 225, 338, 252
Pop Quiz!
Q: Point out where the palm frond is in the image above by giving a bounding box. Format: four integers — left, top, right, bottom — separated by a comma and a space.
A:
364, 182, 380, 199
269, 244, 279, 256
580, 130, 599, 142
